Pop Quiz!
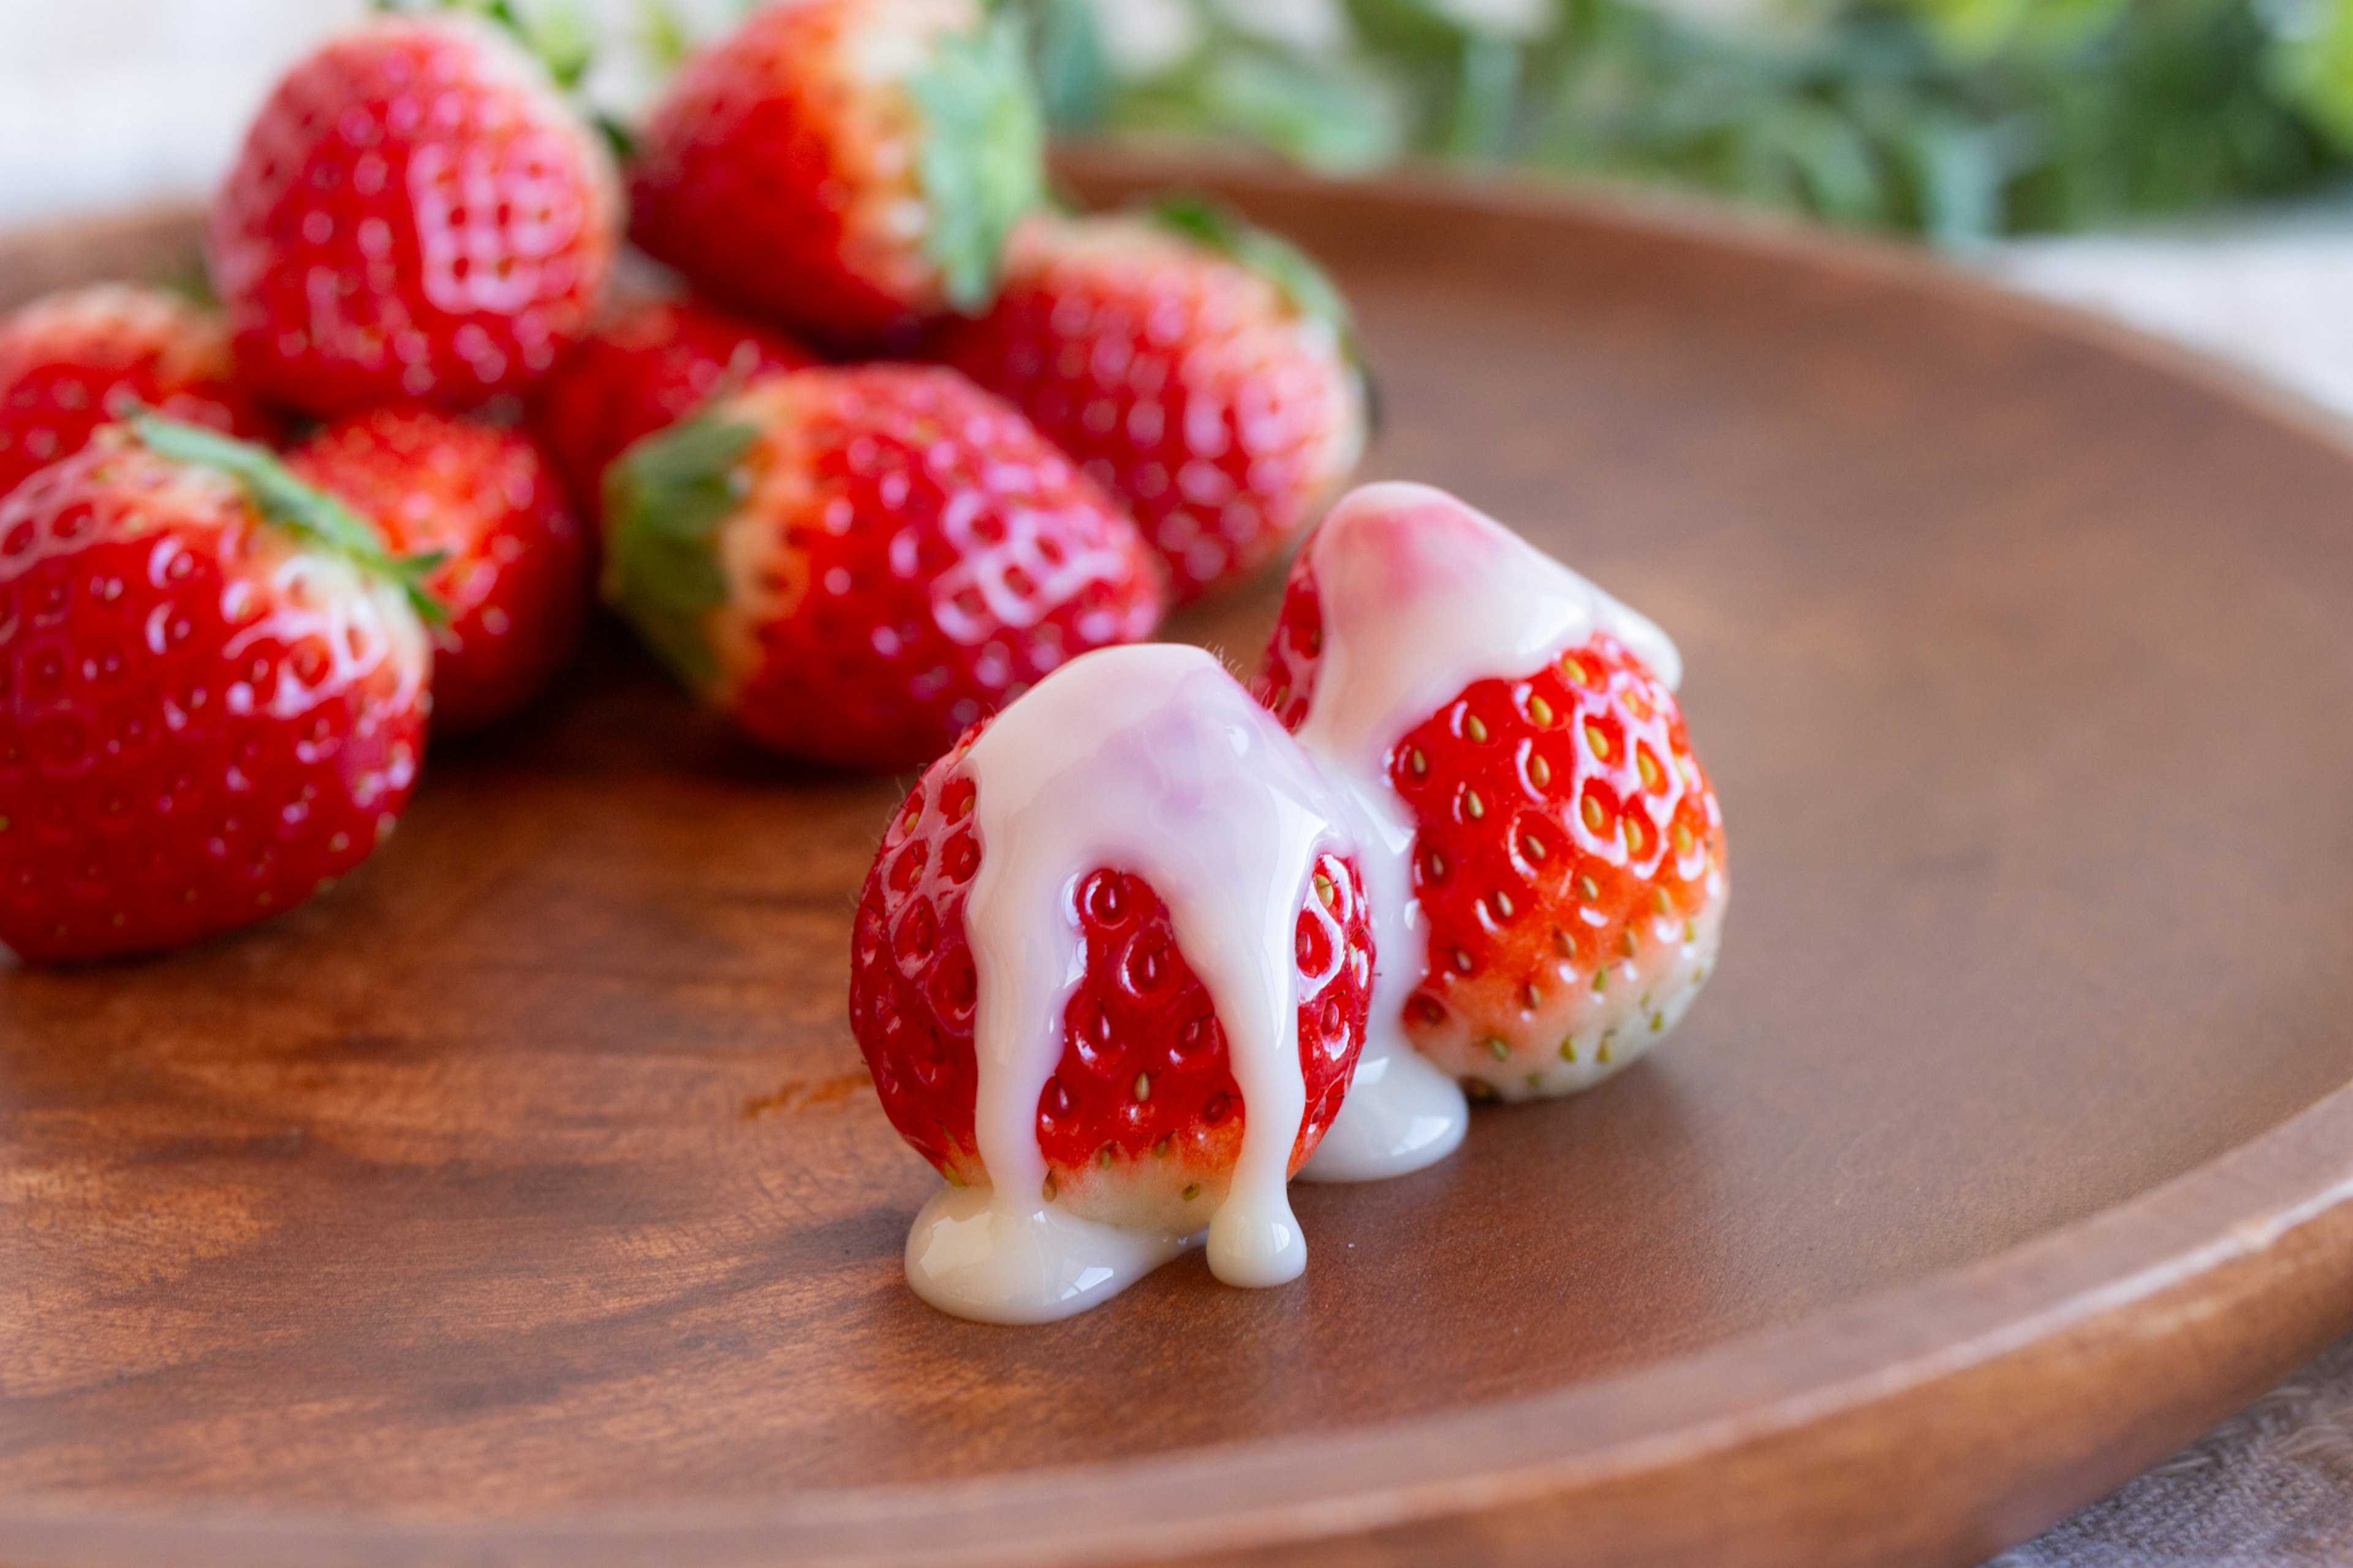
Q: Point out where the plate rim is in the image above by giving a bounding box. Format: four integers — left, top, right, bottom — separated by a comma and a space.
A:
6, 157, 2352, 1568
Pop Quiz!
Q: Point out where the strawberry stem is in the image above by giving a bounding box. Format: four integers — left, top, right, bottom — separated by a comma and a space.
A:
909, 13, 1048, 313
127, 414, 450, 627
374, 0, 597, 92
601, 409, 760, 690
1149, 194, 1359, 358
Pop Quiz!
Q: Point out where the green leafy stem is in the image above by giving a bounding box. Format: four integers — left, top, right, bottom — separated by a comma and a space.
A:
129, 415, 449, 627
601, 411, 760, 692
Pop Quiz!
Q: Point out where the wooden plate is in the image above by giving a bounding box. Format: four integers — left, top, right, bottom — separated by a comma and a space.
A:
7, 153, 2353, 1568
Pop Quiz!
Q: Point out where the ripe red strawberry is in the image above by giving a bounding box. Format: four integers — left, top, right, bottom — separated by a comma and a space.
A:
1256, 546, 1728, 1099
287, 408, 586, 732
602, 364, 1164, 770
207, 14, 620, 415
627, 0, 1044, 343
851, 724, 1373, 1232
0, 284, 275, 500
0, 417, 434, 964
931, 202, 1367, 605
529, 295, 816, 523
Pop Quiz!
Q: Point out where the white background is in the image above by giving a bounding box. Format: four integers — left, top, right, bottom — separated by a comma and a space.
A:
0, 0, 368, 228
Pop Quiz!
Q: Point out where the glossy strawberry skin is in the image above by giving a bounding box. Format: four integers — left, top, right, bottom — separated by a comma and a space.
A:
287, 409, 586, 732
627, 0, 1039, 343
207, 15, 618, 415
1257, 559, 1728, 1096
933, 211, 1366, 605
604, 365, 1165, 772
529, 297, 816, 523
0, 285, 275, 501
0, 437, 429, 964
851, 727, 1373, 1231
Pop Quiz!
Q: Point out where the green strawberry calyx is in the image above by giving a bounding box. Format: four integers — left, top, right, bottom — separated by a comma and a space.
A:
909, 14, 1047, 314
127, 414, 449, 626
601, 410, 759, 693
373, 0, 596, 91
1150, 194, 1360, 361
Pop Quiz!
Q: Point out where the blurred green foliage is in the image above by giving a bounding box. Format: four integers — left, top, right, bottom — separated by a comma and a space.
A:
1015, 0, 2353, 238
470, 0, 2353, 238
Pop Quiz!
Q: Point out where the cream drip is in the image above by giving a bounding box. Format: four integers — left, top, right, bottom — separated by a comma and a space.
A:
904, 643, 1360, 1324
1290, 482, 1681, 1178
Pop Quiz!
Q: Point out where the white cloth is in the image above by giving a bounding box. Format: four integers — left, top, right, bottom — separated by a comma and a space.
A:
1990, 1333, 2353, 1566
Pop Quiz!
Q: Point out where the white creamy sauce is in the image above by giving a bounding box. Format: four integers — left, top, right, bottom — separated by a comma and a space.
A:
903, 485, 1691, 1318
904, 1184, 1192, 1324
904, 643, 1358, 1324
1290, 482, 1681, 1180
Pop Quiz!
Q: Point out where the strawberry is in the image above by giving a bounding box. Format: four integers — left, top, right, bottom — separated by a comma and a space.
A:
851, 723, 1373, 1233
626, 0, 1044, 344
931, 202, 1367, 605
0, 284, 275, 501
1254, 493, 1729, 1099
0, 416, 435, 964
529, 295, 816, 524
602, 363, 1163, 771
207, 13, 620, 415
287, 407, 586, 732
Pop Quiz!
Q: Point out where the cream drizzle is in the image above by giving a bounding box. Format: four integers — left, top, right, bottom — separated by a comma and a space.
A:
905, 643, 1359, 1324
1288, 482, 1681, 1179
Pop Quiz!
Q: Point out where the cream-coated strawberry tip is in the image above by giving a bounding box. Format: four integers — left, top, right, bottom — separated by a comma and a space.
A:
1265, 482, 1729, 1107
871, 644, 1370, 1322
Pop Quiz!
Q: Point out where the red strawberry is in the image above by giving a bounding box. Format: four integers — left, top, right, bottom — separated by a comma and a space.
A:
851, 724, 1373, 1232
1255, 510, 1728, 1099
0, 417, 434, 964
287, 408, 586, 732
207, 14, 620, 415
602, 363, 1164, 771
0, 284, 275, 501
529, 295, 816, 523
932, 202, 1367, 605
627, 0, 1044, 343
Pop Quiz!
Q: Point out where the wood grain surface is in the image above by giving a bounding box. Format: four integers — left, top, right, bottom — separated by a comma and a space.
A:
5, 154, 2353, 1568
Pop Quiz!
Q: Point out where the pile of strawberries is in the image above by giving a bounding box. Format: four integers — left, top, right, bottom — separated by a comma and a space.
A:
0, 0, 1366, 964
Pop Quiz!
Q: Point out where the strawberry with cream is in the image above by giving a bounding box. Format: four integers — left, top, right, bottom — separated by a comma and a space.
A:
849, 482, 1727, 1320
851, 644, 1374, 1322
1259, 482, 1728, 1105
